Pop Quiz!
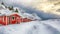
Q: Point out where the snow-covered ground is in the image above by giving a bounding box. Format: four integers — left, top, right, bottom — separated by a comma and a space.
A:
0, 19, 60, 34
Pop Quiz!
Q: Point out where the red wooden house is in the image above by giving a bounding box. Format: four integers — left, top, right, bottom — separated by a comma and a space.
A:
0, 14, 32, 25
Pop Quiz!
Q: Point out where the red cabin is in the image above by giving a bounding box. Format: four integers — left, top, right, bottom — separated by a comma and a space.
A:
0, 14, 32, 25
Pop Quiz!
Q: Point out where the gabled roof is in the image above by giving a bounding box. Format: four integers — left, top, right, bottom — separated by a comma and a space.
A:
10, 13, 20, 17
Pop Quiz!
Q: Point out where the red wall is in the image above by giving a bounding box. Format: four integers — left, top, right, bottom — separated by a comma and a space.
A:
0, 14, 32, 25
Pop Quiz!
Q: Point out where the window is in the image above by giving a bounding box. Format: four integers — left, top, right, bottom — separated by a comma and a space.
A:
12, 16, 15, 20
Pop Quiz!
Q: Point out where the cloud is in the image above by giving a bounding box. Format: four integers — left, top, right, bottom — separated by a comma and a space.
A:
0, 0, 38, 7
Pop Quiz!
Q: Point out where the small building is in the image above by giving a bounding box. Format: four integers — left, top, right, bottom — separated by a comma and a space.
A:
0, 14, 32, 25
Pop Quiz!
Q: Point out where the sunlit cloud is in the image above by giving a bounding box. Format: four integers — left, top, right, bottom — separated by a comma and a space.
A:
31, 0, 60, 15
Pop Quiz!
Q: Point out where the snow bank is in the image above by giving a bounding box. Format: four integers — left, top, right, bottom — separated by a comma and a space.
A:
41, 19, 60, 32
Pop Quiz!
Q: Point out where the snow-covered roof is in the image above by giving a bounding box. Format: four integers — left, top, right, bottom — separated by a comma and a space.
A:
0, 4, 5, 10
22, 13, 41, 20
0, 9, 12, 16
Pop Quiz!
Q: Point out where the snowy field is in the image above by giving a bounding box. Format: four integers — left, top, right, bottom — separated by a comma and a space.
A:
0, 19, 60, 34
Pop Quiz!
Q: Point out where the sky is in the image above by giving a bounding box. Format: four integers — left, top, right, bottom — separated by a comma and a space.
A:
0, 0, 38, 7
